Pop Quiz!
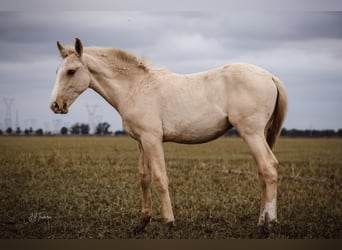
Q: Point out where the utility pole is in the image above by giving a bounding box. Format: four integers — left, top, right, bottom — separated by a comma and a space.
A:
52, 119, 62, 135
86, 104, 98, 134
3, 97, 14, 129
15, 109, 20, 129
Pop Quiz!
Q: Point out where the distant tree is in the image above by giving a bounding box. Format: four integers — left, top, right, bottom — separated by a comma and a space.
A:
23, 127, 33, 136
337, 129, 342, 137
0, 130, 3, 135
60, 126, 68, 135
114, 130, 128, 136
324, 130, 336, 137
280, 128, 287, 136
70, 123, 81, 135
95, 122, 111, 135
6, 127, 13, 135
80, 123, 89, 135
35, 128, 44, 135
15, 127, 21, 135
70, 123, 89, 135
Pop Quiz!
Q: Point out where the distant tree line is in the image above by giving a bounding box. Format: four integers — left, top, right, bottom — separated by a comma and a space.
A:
0, 122, 126, 136
280, 128, 342, 138
1, 125, 341, 138
223, 128, 342, 138
0, 127, 44, 136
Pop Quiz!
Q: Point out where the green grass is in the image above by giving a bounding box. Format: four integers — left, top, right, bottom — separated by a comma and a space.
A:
0, 136, 341, 238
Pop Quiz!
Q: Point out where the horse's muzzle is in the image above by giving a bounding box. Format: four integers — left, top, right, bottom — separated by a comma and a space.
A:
50, 101, 68, 114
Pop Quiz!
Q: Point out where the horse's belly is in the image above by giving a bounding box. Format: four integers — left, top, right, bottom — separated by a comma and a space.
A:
162, 111, 231, 144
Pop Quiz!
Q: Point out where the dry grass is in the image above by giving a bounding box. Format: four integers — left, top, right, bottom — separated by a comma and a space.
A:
0, 136, 341, 238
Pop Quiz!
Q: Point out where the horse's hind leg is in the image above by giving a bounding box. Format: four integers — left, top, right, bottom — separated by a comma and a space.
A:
237, 127, 279, 229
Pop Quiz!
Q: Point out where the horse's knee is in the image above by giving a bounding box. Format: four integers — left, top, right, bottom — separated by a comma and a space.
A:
154, 175, 169, 194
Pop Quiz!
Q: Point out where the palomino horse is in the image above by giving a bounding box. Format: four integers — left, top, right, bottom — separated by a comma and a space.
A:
50, 38, 287, 234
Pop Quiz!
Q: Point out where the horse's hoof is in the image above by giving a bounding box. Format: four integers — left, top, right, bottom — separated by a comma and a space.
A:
257, 214, 279, 239
132, 216, 151, 235
163, 221, 175, 238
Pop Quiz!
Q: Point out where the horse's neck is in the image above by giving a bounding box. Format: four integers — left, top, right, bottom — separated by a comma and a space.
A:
84, 53, 145, 114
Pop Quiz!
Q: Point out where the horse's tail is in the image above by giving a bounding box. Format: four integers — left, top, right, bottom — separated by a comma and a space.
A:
266, 76, 288, 149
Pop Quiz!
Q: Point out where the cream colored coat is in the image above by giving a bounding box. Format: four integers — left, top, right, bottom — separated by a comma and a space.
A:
51, 38, 287, 234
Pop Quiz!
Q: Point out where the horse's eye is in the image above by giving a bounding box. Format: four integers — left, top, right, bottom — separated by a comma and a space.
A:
67, 69, 76, 76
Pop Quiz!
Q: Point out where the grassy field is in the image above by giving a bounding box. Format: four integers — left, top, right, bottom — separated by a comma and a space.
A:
0, 136, 341, 239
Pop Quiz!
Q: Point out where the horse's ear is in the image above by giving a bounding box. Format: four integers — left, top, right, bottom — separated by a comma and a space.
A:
57, 41, 68, 58
75, 38, 83, 57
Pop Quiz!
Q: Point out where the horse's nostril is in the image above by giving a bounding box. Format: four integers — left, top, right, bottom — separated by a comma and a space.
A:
61, 102, 68, 114
53, 102, 59, 110
50, 101, 59, 113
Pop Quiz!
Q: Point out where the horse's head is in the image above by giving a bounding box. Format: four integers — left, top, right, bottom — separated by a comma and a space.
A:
50, 38, 90, 114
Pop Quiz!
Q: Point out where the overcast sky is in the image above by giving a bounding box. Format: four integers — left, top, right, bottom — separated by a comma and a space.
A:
1, 10, 342, 132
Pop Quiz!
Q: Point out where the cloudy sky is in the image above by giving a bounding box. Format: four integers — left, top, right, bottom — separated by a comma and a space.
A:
1, 8, 342, 132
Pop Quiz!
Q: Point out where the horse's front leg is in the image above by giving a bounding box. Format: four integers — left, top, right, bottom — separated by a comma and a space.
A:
133, 143, 152, 234
141, 135, 175, 231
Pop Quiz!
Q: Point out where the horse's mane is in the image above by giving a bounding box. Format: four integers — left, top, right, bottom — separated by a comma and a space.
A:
112, 49, 149, 72
86, 47, 149, 72
63, 46, 149, 73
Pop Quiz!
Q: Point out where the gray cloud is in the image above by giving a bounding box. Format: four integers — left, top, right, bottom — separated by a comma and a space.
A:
2, 0, 342, 11
1, 11, 342, 131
